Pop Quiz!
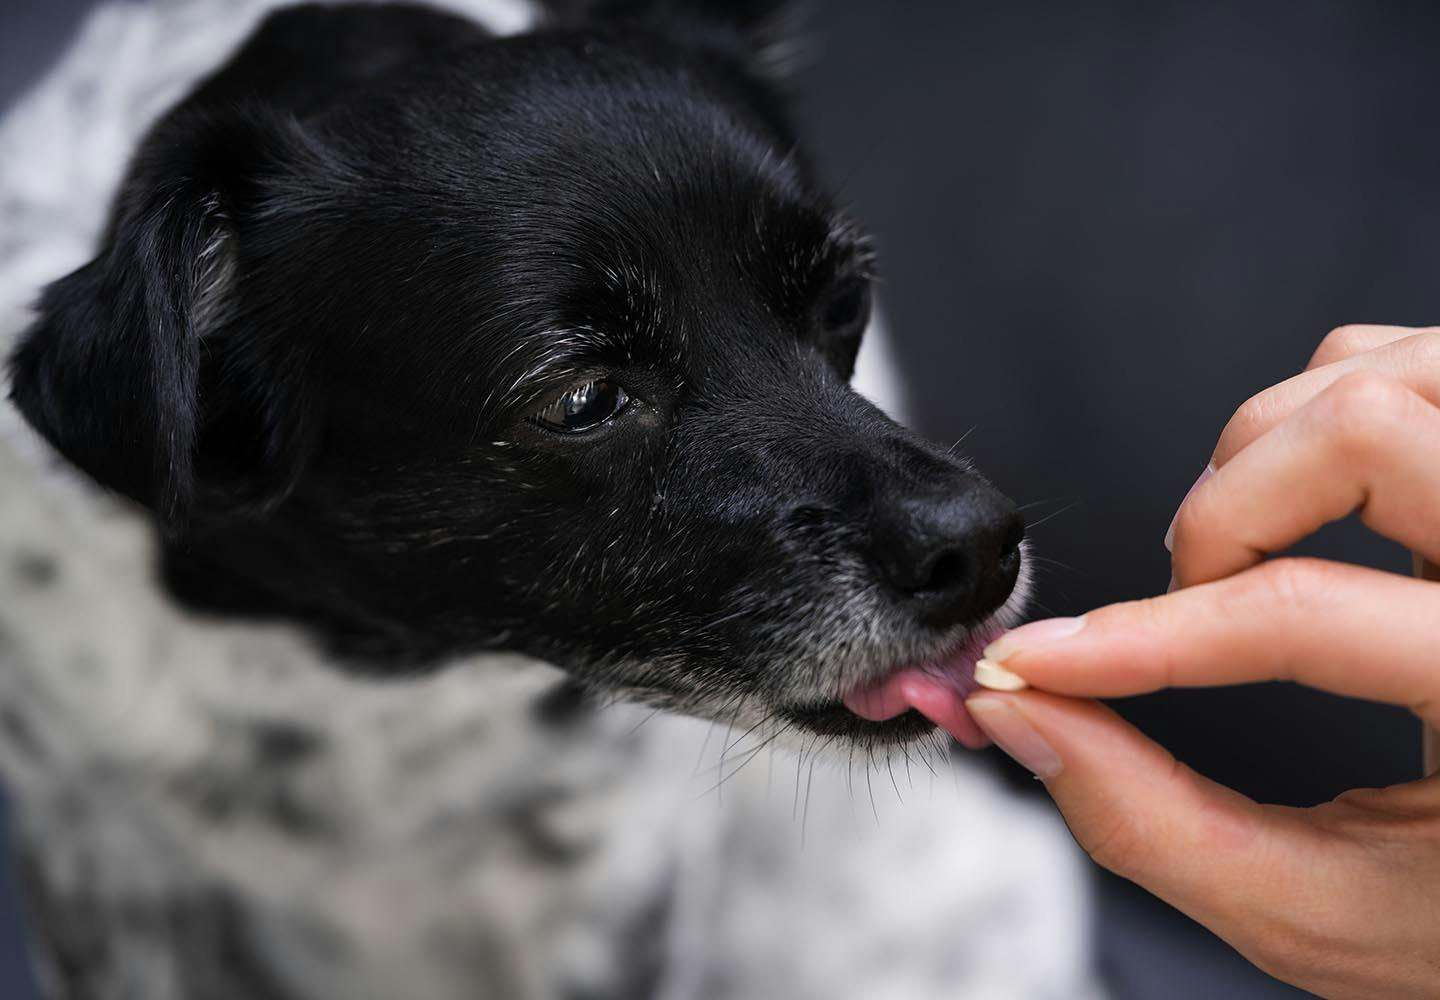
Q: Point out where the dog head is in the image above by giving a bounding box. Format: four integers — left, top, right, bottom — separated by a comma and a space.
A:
7, 1, 1027, 745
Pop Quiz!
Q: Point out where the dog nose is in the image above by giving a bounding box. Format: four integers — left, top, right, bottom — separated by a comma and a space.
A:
869, 479, 1024, 629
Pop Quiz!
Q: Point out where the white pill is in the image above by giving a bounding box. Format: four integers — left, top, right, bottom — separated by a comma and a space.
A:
974, 658, 1028, 692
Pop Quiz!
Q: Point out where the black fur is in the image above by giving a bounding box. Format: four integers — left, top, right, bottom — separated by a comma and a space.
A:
7, 1, 1024, 742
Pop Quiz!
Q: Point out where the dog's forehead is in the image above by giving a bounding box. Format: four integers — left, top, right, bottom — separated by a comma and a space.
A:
463, 184, 858, 414
315, 36, 863, 423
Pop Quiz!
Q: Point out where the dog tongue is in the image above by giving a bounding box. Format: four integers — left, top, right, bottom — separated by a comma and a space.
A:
842, 651, 990, 749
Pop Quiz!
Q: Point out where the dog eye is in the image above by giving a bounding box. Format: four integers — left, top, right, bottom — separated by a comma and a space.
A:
820, 276, 872, 336
533, 380, 631, 434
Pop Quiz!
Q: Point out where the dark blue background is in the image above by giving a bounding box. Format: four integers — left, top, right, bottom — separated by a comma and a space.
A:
6, 2, 1437, 996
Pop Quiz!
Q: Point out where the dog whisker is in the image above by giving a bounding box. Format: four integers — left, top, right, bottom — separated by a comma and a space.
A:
721, 709, 775, 756
800, 753, 820, 848
626, 707, 663, 737
792, 737, 807, 822
696, 729, 782, 799
1025, 500, 1081, 532
694, 720, 718, 778
945, 425, 979, 456
1026, 554, 1084, 575
864, 746, 881, 828
1015, 495, 1069, 513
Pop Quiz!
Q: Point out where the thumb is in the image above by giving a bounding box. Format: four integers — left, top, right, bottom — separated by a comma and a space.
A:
965, 690, 1312, 937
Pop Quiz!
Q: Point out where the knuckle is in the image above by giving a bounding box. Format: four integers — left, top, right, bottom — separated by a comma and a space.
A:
1325, 368, 1404, 411
1249, 559, 1327, 621
1072, 754, 1188, 878
1217, 390, 1274, 459
1400, 328, 1440, 371
1315, 371, 1417, 459
1076, 811, 1150, 878
1315, 324, 1369, 363
1229, 390, 1272, 439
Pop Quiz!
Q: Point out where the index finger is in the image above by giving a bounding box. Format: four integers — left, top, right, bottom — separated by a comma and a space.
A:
1212, 329, 1440, 467
1304, 323, 1428, 370
989, 558, 1440, 726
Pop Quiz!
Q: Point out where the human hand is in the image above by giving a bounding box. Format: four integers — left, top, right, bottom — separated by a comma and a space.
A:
962, 325, 1440, 998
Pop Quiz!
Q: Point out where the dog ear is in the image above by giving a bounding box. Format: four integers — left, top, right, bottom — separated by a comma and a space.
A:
7, 107, 322, 535
548, 0, 802, 75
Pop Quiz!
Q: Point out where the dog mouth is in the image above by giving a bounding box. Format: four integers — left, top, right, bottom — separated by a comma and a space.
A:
778, 623, 1006, 747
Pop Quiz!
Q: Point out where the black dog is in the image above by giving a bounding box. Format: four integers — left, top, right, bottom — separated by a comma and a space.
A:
8, 0, 1025, 747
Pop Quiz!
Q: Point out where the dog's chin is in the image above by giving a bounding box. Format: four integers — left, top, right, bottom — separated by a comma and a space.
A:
775, 704, 938, 744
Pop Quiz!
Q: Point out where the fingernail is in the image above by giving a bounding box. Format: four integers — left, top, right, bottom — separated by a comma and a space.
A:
1166, 574, 1178, 594
983, 616, 1086, 663
966, 697, 1063, 779
1163, 463, 1216, 553
974, 658, 1028, 691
